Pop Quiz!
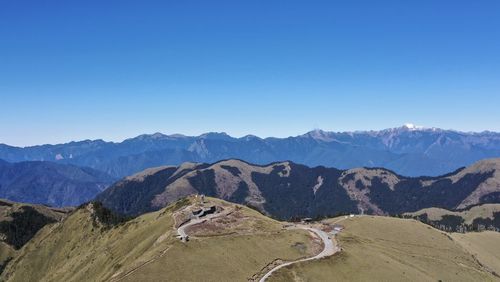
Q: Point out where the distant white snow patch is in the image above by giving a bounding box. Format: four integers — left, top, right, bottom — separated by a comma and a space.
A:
55, 154, 64, 160
403, 123, 424, 130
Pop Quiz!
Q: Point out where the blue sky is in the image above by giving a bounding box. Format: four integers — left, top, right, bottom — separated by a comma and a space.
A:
1, 1, 499, 146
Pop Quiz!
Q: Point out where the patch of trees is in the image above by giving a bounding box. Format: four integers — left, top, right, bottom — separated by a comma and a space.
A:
368, 171, 494, 215
480, 192, 500, 205
0, 206, 57, 249
253, 163, 357, 220
88, 202, 130, 228
404, 212, 500, 233
220, 165, 241, 176
187, 169, 218, 197
471, 212, 500, 232
228, 181, 249, 203
168, 197, 191, 212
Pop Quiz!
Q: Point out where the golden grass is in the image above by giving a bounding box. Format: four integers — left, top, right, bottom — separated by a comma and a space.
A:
5, 196, 498, 282
0, 199, 70, 273
1, 197, 316, 282
121, 230, 314, 282
0, 242, 15, 268
268, 216, 498, 282
451, 231, 500, 276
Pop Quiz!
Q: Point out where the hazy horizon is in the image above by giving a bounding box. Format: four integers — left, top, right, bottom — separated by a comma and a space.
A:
2, 123, 500, 147
1, 1, 499, 146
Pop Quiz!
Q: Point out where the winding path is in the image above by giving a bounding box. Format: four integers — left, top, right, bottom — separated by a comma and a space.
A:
177, 210, 231, 241
259, 217, 349, 282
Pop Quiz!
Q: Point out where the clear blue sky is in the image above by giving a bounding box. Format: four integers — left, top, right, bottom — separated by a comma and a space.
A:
1, 1, 499, 146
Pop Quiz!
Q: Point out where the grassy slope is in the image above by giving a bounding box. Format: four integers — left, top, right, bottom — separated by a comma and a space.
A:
269, 216, 498, 282
452, 231, 500, 276
0, 242, 14, 268
122, 232, 313, 282
0, 199, 69, 272
1, 197, 316, 282
406, 204, 500, 224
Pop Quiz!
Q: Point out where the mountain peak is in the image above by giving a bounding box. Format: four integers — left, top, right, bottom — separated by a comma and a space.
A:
402, 123, 422, 130
304, 129, 335, 141
377, 123, 434, 134
240, 134, 261, 141
198, 132, 232, 140
150, 132, 167, 139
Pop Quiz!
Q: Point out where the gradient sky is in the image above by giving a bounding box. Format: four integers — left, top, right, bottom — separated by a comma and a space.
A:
1, 1, 499, 146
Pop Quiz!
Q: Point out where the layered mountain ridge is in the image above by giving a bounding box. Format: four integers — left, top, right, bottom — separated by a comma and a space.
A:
2, 125, 500, 178
97, 158, 500, 220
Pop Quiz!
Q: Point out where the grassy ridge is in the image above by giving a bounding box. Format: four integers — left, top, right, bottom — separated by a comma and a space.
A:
268, 216, 498, 282
0, 199, 69, 274
1, 197, 317, 282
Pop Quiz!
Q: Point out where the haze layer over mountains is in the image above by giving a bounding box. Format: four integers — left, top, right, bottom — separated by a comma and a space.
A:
1, 124, 499, 178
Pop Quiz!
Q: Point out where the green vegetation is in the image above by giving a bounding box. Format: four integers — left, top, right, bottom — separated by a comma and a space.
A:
87, 201, 130, 228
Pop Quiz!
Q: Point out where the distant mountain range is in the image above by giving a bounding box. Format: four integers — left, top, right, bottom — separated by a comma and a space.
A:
96, 158, 500, 220
0, 160, 114, 207
1, 125, 500, 178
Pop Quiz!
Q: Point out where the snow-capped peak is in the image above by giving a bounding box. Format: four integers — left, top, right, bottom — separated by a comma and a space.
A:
402, 123, 424, 131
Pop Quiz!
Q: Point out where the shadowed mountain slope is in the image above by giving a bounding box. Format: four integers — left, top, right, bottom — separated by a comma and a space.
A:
97, 158, 500, 220
0, 199, 71, 274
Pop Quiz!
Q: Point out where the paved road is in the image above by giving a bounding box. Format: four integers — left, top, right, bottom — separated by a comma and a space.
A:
259, 217, 348, 282
177, 210, 230, 241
